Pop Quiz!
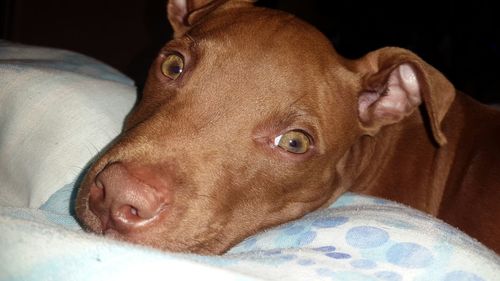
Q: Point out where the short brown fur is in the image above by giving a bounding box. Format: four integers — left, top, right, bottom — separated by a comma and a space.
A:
76, 0, 500, 254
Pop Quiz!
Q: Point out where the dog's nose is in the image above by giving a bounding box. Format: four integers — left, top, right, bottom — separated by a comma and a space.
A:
88, 162, 170, 233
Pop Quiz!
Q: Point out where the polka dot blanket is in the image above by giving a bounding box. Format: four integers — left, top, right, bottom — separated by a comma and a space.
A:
1, 40, 499, 281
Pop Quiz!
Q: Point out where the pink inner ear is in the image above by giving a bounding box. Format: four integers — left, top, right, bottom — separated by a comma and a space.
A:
168, 0, 189, 26
359, 92, 381, 123
398, 64, 421, 105
359, 63, 422, 126
172, 0, 188, 14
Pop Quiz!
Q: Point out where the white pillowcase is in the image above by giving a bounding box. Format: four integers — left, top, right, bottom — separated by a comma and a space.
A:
0, 40, 136, 208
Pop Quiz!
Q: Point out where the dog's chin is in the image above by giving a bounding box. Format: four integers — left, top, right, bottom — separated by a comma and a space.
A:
76, 205, 233, 255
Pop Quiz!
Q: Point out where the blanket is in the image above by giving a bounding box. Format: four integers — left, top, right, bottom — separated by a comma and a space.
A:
1, 40, 499, 281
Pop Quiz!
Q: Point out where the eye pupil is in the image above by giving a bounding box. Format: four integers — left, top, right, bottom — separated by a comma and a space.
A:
288, 139, 299, 148
169, 65, 182, 74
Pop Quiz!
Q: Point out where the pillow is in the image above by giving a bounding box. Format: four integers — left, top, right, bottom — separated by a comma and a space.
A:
0, 40, 136, 208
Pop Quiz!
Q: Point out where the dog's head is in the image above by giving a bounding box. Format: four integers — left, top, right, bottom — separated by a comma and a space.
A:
76, 0, 455, 254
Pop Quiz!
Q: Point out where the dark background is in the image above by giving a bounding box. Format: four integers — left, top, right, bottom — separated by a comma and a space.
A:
1, 0, 499, 103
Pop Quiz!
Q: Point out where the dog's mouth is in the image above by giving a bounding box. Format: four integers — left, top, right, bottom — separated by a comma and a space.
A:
76, 177, 238, 254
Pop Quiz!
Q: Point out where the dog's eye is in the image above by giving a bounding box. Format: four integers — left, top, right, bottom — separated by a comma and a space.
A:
274, 130, 311, 154
161, 54, 184, 80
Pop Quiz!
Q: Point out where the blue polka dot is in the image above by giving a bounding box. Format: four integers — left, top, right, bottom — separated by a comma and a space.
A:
313, 246, 336, 252
350, 259, 376, 269
297, 259, 315, 266
386, 242, 433, 268
284, 225, 305, 235
443, 271, 484, 281
326, 252, 351, 259
346, 226, 389, 248
375, 271, 403, 281
312, 216, 349, 228
297, 231, 317, 246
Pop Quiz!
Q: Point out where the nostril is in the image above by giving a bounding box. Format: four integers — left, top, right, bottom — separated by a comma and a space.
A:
88, 181, 109, 232
95, 179, 104, 190
112, 202, 167, 230
91, 177, 105, 195
89, 182, 104, 203
113, 205, 141, 225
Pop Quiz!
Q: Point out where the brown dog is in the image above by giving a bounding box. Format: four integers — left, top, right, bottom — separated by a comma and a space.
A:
75, 0, 500, 254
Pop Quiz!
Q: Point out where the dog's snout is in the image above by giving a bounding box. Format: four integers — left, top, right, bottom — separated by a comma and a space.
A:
89, 162, 171, 233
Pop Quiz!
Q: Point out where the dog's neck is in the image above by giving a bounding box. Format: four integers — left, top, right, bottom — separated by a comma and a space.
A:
331, 103, 462, 214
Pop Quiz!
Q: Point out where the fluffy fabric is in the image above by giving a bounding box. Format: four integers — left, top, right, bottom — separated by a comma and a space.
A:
0, 40, 135, 208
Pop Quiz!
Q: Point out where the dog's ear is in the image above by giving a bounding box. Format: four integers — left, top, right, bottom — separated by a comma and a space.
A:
167, 0, 255, 37
355, 47, 455, 146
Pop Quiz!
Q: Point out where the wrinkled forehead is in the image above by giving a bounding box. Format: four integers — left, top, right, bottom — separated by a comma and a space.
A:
189, 7, 337, 74
181, 7, 343, 113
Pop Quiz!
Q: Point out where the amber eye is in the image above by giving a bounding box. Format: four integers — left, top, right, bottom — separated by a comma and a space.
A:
161, 54, 184, 80
274, 130, 311, 154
